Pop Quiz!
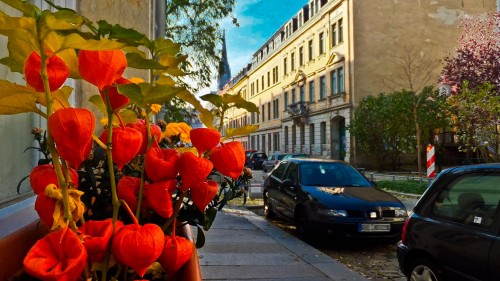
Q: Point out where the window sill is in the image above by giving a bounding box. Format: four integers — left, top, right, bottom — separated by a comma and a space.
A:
0, 196, 48, 279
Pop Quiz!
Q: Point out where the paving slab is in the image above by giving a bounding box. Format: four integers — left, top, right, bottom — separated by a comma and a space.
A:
198, 205, 370, 281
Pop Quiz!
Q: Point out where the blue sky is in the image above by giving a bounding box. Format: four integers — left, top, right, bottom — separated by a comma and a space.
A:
211, 0, 307, 90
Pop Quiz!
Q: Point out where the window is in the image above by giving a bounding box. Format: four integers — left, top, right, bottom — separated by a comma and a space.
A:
330, 67, 344, 95
338, 18, 344, 43
267, 102, 271, 121
432, 174, 500, 228
300, 85, 305, 102
283, 57, 288, 75
273, 133, 280, 151
319, 32, 325, 54
261, 75, 264, 90
319, 76, 326, 99
331, 23, 337, 46
284, 126, 289, 146
292, 125, 297, 145
261, 104, 265, 122
292, 89, 296, 104
309, 80, 315, 102
309, 124, 315, 144
308, 40, 313, 61
299, 47, 304, 66
256, 80, 259, 93
291, 52, 295, 71
257, 109, 260, 123
300, 123, 305, 145
251, 112, 255, 124
284, 91, 288, 108
273, 99, 280, 119
320, 121, 326, 144
267, 71, 270, 87
251, 82, 254, 96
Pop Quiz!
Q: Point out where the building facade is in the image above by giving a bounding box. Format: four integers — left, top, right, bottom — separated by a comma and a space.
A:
222, 0, 496, 166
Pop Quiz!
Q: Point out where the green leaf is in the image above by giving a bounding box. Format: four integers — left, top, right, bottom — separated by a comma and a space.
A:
126, 53, 168, 70
201, 93, 223, 108
0, 0, 40, 17
0, 80, 45, 116
223, 125, 259, 141
203, 207, 217, 231
41, 10, 85, 32
118, 83, 184, 106
153, 38, 181, 57
176, 89, 214, 128
195, 225, 206, 248
58, 33, 126, 51
89, 95, 107, 114
97, 20, 147, 45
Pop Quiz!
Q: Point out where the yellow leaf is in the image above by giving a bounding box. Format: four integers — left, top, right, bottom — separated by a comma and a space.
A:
46, 184, 85, 231
223, 125, 259, 141
60, 33, 126, 51
36, 86, 73, 112
0, 80, 45, 116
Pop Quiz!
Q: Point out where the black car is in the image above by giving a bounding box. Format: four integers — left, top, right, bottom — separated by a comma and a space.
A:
397, 163, 500, 281
247, 151, 267, 170
263, 158, 407, 240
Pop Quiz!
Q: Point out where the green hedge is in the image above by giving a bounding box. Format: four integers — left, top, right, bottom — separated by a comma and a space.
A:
375, 180, 427, 195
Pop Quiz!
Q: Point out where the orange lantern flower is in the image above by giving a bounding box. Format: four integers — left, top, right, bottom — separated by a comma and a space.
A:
145, 147, 180, 182
80, 218, 123, 263
48, 108, 95, 168
34, 192, 57, 228
100, 126, 143, 170
209, 141, 245, 180
29, 164, 78, 194
127, 119, 162, 155
111, 223, 165, 277
117, 176, 146, 213
190, 128, 221, 155
178, 152, 213, 191
100, 77, 131, 111
78, 49, 127, 90
143, 180, 176, 218
24, 51, 69, 92
191, 180, 218, 212
158, 234, 194, 275
23, 228, 87, 281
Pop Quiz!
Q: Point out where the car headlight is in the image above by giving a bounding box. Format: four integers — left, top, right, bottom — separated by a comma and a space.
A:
317, 208, 347, 217
395, 209, 407, 217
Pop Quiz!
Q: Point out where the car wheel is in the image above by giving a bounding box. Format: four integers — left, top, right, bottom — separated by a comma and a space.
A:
295, 209, 312, 241
263, 191, 276, 219
408, 258, 442, 281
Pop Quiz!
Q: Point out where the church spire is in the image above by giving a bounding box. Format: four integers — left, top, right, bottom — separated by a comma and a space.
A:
217, 30, 231, 91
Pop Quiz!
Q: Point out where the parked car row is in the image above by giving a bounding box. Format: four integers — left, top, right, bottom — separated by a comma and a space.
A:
261, 159, 500, 281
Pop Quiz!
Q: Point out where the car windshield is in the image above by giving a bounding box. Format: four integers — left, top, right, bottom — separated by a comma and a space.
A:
299, 162, 371, 187
276, 154, 287, 160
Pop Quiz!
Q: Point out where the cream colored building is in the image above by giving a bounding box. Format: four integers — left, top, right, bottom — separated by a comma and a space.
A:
223, 0, 496, 166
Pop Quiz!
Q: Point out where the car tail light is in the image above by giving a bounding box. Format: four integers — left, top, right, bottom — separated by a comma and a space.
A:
401, 218, 410, 243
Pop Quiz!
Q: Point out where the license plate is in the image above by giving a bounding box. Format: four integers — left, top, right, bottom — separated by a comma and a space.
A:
358, 223, 391, 232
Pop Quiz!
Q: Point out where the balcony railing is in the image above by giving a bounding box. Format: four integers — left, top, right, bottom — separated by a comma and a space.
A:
287, 101, 309, 116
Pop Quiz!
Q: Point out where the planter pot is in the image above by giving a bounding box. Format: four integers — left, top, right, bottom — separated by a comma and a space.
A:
1, 221, 202, 281
0, 220, 49, 280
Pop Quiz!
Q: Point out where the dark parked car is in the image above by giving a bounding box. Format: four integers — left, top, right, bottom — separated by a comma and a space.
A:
246, 151, 267, 170
397, 163, 500, 281
262, 153, 287, 172
244, 150, 257, 167
263, 158, 407, 240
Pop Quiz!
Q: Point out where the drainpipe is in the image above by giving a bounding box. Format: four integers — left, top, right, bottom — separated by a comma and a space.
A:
154, 0, 166, 122
346, 0, 356, 166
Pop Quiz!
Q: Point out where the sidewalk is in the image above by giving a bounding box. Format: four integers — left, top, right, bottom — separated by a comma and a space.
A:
197, 205, 369, 281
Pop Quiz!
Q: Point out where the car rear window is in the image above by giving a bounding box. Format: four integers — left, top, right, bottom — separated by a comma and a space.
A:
432, 173, 500, 229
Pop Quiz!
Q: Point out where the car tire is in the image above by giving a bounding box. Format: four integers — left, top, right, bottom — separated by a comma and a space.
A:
295, 209, 312, 241
263, 191, 276, 219
407, 258, 442, 281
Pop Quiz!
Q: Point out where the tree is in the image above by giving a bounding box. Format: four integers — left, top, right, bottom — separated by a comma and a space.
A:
165, 0, 238, 90
440, 12, 500, 96
349, 89, 448, 170
383, 45, 440, 176
448, 82, 500, 162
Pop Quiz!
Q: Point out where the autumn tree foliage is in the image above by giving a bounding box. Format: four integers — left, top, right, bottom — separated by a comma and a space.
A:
440, 12, 500, 95
440, 13, 500, 163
